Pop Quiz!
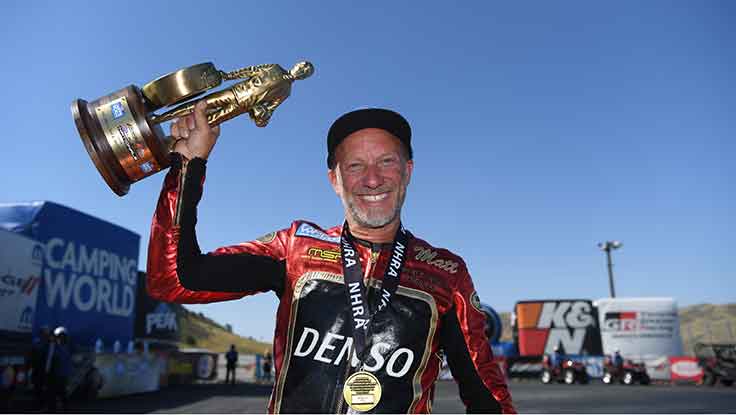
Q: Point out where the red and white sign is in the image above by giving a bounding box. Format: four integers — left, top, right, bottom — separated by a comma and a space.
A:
669, 356, 703, 382
595, 297, 683, 360
0, 229, 43, 333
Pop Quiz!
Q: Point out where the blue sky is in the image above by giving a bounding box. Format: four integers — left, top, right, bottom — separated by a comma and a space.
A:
1, 1, 733, 342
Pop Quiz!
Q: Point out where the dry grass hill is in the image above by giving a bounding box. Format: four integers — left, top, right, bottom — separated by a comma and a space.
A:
679, 303, 736, 353
173, 304, 271, 354
178, 303, 735, 355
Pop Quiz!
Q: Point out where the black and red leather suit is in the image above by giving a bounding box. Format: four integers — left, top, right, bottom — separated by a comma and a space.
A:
147, 155, 515, 413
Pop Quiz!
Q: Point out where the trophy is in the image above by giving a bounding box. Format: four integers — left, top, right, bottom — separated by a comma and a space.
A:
71, 61, 314, 196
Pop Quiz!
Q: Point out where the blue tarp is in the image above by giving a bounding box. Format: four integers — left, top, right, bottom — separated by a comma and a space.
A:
492, 341, 518, 357
0, 201, 140, 349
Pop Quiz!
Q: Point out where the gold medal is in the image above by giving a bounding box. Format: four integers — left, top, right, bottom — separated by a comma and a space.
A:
343, 371, 382, 412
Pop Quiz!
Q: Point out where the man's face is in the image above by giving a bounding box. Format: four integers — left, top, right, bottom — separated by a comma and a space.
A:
328, 128, 413, 229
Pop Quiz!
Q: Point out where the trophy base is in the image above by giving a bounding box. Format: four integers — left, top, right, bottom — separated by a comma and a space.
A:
72, 86, 171, 196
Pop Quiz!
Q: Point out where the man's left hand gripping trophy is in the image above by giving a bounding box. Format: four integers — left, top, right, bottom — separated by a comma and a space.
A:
71, 61, 314, 196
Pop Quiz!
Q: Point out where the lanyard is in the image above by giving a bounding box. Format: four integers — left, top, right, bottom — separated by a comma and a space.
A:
340, 222, 409, 362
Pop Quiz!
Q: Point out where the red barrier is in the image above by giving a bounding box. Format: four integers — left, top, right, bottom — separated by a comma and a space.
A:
669, 356, 703, 382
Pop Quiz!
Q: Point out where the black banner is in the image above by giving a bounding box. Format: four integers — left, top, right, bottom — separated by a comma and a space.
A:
134, 272, 180, 342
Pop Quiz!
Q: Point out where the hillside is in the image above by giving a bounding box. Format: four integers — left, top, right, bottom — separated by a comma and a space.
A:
498, 303, 736, 353
679, 303, 736, 353
173, 304, 271, 354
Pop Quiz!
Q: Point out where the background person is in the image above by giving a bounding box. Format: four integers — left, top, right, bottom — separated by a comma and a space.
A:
612, 349, 624, 375
261, 351, 272, 383
225, 344, 238, 385
549, 346, 563, 373
30, 326, 51, 405
45, 326, 72, 413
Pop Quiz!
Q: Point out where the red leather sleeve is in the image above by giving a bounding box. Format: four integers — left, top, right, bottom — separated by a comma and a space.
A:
146, 162, 287, 303
452, 265, 516, 413
146, 165, 243, 303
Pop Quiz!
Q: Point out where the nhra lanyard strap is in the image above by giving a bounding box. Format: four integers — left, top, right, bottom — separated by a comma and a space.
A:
340, 222, 409, 363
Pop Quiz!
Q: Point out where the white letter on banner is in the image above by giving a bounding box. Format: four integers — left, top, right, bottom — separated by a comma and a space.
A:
96, 278, 112, 313
44, 269, 73, 309
61, 242, 77, 272
537, 301, 570, 328
567, 302, 594, 328
73, 275, 96, 312
545, 328, 586, 354
45, 238, 65, 269
99, 250, 110, 279
78, 245, 99, 276
122, 285, 135, 317
126, 259, 138, 285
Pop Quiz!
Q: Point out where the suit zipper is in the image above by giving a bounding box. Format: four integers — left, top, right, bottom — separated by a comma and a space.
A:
364, 249, 380, 315
173, 160, 188, 226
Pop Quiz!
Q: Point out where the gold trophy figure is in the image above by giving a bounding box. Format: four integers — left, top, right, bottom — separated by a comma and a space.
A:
72, 61, 314, 196
153, 62, 314, 127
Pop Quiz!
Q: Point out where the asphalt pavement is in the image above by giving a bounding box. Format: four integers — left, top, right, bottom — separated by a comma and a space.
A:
15, 379, 736, 413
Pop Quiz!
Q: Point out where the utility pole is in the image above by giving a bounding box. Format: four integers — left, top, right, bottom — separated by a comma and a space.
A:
597, 241, 623, 298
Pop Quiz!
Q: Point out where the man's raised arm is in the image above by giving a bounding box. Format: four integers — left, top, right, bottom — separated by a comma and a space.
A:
146, 102, 286, 303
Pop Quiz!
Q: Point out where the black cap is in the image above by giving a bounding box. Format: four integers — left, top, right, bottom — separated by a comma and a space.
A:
327, 108, 412, 169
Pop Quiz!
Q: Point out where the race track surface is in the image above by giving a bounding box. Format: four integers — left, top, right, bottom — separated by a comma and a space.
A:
56, 379, 736, 413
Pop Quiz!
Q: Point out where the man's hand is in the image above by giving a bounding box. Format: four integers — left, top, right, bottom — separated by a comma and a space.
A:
170, 100, 221, 160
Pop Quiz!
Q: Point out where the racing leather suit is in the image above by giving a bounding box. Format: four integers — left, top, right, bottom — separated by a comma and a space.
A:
147, 155, 515, 413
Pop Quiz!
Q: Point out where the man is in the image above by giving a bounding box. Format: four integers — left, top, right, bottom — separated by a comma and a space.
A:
147, 102, 515, 413
45, 327, 72, 413
225, 344, 238, 385
549, 346, 563, 373
262, 351, 273, 383
30, 326, 51, 405
612, 349, 624, 375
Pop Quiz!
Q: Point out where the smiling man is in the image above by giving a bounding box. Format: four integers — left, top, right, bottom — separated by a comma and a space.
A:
146, 104, 515, 413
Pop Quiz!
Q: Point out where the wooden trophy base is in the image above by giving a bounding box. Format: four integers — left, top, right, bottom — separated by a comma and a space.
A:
72, 86, 171, 196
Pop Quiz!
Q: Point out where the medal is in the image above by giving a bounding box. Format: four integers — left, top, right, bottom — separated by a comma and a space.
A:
343, 371, 382, 412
